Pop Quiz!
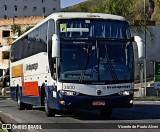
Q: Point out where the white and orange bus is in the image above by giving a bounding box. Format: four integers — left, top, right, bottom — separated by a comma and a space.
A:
10, 12, 144, 117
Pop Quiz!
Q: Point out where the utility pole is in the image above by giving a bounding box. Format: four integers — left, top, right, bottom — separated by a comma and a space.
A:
144, 0, 147, 97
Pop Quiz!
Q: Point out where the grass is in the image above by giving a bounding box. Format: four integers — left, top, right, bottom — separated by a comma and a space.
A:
135, 96, 160, 101
135, 96, 160, 98
0, 129, 6, 132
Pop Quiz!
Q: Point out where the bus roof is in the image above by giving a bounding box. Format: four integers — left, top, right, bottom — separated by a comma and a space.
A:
12, 12, 126, 43
49, 12, 126, 21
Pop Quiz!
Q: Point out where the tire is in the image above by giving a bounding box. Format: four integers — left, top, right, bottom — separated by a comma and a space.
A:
100, 108, 112, 119
17, 92, 25, 110
44, 94, 55, 117
25, 104, 33, 110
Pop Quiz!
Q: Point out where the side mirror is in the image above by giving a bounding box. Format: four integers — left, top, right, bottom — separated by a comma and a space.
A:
52, 34, 60, 58
134, 36, 145, 58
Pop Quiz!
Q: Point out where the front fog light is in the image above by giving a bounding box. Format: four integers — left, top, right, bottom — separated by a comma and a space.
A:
59, 100, 65, 105
118, 90, 133, 96
130, 100, 133, 104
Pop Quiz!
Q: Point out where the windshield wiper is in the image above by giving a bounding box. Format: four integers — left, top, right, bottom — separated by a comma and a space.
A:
79, 45, 90, 82
104, 45, 118, 81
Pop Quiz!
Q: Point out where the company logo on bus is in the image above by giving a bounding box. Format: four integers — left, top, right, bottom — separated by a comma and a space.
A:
102, 86, 106, 90
96, 90, 102, 95
26, 63, 38, 71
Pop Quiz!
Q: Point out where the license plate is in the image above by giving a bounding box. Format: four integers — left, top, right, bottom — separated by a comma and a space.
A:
92, 100, 105, 106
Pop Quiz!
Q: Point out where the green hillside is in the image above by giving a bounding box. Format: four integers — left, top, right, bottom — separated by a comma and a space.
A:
61, 0, 160, 26
152, 0, 160, 25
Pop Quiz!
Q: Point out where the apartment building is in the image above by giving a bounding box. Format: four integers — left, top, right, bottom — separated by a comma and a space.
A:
0, 0, 60, 77
0, 0, 60, 18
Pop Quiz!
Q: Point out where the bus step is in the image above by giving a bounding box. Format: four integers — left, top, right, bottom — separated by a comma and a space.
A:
32, 106, 44, 109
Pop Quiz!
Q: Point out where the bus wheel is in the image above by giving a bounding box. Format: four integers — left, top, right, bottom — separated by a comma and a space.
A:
25, 104, 33, 110
100, 108, 112, 119
17, 93, 25, 110
44, 95, 55, 117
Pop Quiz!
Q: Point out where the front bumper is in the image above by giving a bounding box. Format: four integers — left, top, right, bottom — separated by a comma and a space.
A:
49, 91, 133, 110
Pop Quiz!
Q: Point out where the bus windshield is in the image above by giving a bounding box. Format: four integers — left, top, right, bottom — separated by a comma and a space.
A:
59, 19, 130, 39
58, 19, 133, 83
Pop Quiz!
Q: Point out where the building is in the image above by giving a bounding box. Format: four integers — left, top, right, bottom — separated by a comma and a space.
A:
0, 0, 60, 77
0, 0, 60, 18
0, 16, 45, 77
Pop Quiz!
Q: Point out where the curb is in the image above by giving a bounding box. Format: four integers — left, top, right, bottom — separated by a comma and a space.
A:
0, 112, 38, 132
134, 98, 160, 101
0, 96, 11, 100
0, 116, 8, 132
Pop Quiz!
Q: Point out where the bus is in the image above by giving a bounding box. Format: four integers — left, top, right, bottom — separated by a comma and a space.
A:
10, 12, 144, 118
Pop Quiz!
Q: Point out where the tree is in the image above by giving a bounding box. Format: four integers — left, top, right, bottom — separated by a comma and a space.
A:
79, 4, 88, 12
11, 24, 22, 37
25, 26, 34, 32
152, 0, 160, 25
105, 0, 133, 18
89, 2, 107, 13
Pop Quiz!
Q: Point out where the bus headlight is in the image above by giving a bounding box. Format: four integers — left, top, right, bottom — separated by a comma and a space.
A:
60, 90, 79, 96
118, 90, 133, 96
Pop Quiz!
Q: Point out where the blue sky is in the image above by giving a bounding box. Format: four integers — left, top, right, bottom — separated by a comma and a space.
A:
61, 0, 86, 8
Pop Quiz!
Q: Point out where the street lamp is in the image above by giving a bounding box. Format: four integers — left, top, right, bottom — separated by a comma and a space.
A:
150, 60, 155, 79
138, 62, 144, 97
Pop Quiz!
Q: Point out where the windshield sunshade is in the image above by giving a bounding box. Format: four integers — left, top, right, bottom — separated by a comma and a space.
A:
59, 19, 130, 39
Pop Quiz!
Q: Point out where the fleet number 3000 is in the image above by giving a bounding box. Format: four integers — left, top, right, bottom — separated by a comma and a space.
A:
64, 85, 75, 89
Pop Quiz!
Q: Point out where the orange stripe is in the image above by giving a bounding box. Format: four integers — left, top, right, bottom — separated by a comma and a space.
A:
22, 81, 39, 96
11, 64, 39, 96
11, 64, 23, 77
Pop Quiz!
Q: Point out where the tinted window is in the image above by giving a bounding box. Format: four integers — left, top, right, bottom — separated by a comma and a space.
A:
59, 19, 130, 39
11, 22, 48, 62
